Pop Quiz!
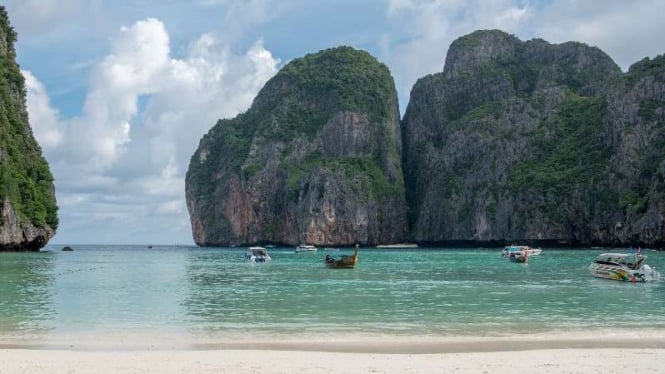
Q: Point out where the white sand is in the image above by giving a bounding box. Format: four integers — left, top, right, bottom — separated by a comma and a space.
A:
1, 348, 664, 374
2, 332, 665, 374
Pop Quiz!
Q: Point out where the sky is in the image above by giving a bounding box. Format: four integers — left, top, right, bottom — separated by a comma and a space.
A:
3, 0, 665, 245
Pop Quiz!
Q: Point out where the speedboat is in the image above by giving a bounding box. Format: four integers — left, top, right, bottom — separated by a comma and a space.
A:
295, 244, 317, 253
508, 250, 528, 263
244, 246, 271, 262
588, 253, 661, 282
501, 245, 542, 257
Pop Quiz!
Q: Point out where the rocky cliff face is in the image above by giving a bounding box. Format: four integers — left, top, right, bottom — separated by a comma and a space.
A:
0, 7, 58, 251
402, 29, 665, 247
603, 56, 665, 245
186, 46, 407, 246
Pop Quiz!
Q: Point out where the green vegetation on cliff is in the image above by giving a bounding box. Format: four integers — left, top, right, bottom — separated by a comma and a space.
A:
186, 46, 406, 246
0, 7, 58, 229
276, 46, 394, 124
511, 92, 610, 194
259, 46, 393, 140
281, 155, 401, 207
627, 54, 665, 83
400, 29, 665, 245
190, 46, 396, 178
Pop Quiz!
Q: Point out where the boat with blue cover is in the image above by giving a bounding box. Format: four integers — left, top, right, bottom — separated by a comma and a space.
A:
501, 245, 542, 258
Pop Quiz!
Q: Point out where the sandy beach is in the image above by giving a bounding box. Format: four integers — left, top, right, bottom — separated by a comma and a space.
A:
1, 348, 664, 374
1, 333, 664, 374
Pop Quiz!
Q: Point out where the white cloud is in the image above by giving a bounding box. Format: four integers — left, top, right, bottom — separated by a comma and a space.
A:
527, 0, 665, 70
25, 17, 278, 244
6, 0, 82, 36
23, 70, 64, 149
207, 0, 276, 38
383, 0, 530, 107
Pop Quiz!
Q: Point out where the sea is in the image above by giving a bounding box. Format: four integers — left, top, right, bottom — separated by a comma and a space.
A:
1, 245, 664, 347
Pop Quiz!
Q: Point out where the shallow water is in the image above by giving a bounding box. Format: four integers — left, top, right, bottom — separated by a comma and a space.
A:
1, 245, 664, 342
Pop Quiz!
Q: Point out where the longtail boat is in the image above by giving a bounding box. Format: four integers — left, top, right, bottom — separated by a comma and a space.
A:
324, 247, 359, 268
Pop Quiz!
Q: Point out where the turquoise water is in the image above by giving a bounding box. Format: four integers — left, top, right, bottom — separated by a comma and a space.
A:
1, 245, 664, 342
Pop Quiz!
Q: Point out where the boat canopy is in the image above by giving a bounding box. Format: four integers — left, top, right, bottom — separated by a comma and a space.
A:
248, 247, 267, 256
593, 253, 645, 269
505, 245, 529, 251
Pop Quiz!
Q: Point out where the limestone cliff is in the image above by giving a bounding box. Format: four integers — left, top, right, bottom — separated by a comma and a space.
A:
0, 7, 58, 251
402, 30, 665, 247
186, 46, 407, 246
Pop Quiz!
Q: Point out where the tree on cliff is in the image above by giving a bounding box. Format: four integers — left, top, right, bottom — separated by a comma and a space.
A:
0, 6, 58, 251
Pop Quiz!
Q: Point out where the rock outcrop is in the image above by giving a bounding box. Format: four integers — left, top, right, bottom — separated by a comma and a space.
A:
186, 46, 407, 246
0, 7, 58, 251
187, 30, 665, 248
402, 29, 665, 247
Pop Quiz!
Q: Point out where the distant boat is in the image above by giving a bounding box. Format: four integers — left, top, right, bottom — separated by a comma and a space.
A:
244, 246, 271, 263
324, 247, 359, 269
508, 250, 528, 263
588, 252, 661, 282
501, 245, 542, 258
295, 244, 317, 253
376, 243, 418, 249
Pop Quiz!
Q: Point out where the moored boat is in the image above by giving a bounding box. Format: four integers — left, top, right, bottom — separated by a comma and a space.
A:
588, 253, 661, 282
508, 250, 528, 263
324, 247, 359, 268
501, 245, 542, 257
295, 244, 317, 253
244, 246, 271, 262
376, 243, 419, 249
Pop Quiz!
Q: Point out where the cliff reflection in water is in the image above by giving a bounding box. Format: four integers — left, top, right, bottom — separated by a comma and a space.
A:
0, 252, 55, 336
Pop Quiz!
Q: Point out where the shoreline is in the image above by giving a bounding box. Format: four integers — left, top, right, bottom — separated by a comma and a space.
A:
2, 330, 665, 352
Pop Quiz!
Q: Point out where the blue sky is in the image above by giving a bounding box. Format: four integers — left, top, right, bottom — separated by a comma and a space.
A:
4, 0, 665, 245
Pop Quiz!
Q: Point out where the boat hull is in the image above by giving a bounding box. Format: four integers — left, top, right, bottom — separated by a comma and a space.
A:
587, 263, 660, 282
325, 250, 358, 268
295, 244, 317, 253
508, 253, 528, 263
244, 255, 270, 262
502, 246, 542, 257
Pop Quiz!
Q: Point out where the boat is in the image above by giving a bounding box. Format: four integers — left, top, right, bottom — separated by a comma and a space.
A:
588, 252, 661, 282
295, 244, 317, 253
501, 245, 542, 257
324, 247, 359, 268
508, 250, 528, 263
244, 246, 271, 262
376, 243, 419, 249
